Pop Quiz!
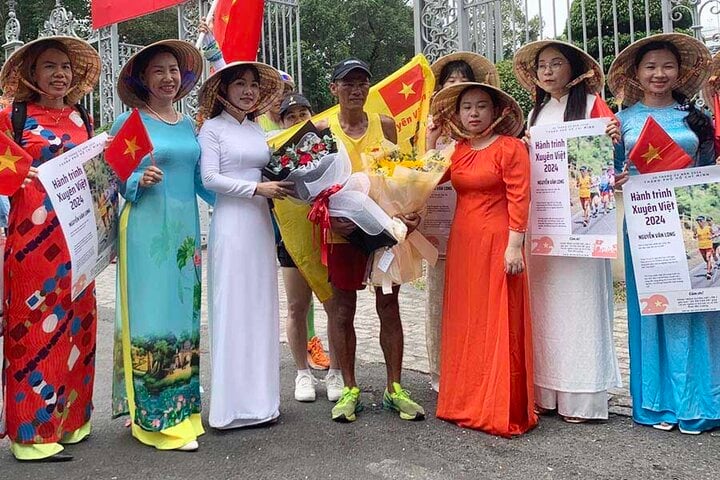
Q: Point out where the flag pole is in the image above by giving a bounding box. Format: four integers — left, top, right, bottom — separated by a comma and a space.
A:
195, 0, 221, 49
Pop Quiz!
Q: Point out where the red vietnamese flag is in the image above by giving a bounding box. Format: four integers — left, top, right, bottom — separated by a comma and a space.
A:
589, 93, 616, 120
377, 64, 425, 117
0, 133, 32, 195
91, 0, 184, 29
213, 0, 265, 62
105, 109, 153, 181
628, 116, 693, 174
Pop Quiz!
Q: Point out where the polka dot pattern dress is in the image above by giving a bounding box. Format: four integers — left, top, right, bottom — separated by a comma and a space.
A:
0, 104, 97, 445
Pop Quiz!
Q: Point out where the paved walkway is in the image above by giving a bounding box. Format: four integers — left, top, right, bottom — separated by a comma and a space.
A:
92, 255, 633, 415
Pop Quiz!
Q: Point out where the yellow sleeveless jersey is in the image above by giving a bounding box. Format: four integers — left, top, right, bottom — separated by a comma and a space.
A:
697, 225, 713, 250
577, 176, 591, 198
327, 112, 386, 243
328, 112, 386, 172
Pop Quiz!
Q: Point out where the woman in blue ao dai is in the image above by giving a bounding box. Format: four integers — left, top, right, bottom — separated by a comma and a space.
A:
111, 40, 214, 451
609, 33, 719, 434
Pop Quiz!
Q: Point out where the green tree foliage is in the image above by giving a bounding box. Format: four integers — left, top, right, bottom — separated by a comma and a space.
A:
565, 0, 692, 72
118, 10, 177, 46
501, 0, 542, 60
10, 1, 176, 46
496, 59, 533, 116
675, 184, 720, 221
299, 0, 415, 111
12, 0, 88, 42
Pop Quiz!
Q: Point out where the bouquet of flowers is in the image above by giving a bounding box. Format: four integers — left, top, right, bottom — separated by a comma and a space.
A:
263, 121, 339, 201
304, 143, 408, 264
360, 140, 453, 288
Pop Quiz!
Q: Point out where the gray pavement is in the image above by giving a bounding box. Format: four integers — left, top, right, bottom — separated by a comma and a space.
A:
1, 260, 719, 479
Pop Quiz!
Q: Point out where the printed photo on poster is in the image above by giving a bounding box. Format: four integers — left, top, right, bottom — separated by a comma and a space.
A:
624, 166, 720, 315
674, 184, 720, 289
37, 133, 119, 299
567, 136, 616, 236
529, 118, 617, 258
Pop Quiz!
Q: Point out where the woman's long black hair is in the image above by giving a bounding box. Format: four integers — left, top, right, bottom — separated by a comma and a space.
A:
632, 40, 713, 145
529, 43, 589, 127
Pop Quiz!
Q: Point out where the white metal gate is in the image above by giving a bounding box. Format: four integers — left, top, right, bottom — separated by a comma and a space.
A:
414, 0, 720, 63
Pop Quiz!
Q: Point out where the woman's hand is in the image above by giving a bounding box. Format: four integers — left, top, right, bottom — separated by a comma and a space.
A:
605, 118, 621, 144
521, 130, 531, 149
614, 162, 630, 189
21, 166, 38, 188
104, 135, 114, 150
399, 212, 421, 234
140, 166, 163, 188
330, 217, 356, 237
504, 244, 524, 275
254, 181, 294, 199
426, 115, 443, 150
199, 17, 212, 34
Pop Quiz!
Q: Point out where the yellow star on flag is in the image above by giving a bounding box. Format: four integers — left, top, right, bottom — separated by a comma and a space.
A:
222, 14, 230, 23
123, 136, 140, 159
0, 146, 22, 173
641, 143, 661, 165
398, 82, 415, 100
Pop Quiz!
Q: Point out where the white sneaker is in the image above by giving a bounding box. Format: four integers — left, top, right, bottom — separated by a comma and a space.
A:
325, 371, 344, 402
176, 440, 198, 451
295, 372, 317, 402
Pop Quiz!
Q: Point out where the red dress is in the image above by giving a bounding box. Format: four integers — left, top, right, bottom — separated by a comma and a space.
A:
436, 136, 537, 437
0, 104, 97, 444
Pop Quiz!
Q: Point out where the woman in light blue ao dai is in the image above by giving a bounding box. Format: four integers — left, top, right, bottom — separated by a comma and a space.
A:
610, 33, 719, 434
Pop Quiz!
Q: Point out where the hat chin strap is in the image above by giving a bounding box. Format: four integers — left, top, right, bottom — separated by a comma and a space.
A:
445, 106, 512, 140
20, 77, 78, 102
530, 69, 595, 90
564, 69, 595, 90
217, 94, 258, 122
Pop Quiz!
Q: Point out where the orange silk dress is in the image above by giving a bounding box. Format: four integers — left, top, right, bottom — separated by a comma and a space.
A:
436, 135, 537, 437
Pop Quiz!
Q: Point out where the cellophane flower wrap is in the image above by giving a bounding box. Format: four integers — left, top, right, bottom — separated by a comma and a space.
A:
263, 121, 338, 201
292, 141, 407, 265
360, 140, 452, 288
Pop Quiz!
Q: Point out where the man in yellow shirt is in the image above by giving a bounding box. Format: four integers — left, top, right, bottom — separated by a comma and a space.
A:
576, 166, 592, 227
315, 58, 425, 423
694, 215, 715, 280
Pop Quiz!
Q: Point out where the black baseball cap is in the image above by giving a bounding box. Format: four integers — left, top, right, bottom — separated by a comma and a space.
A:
280, 94, 312, 118
331, 58, 372, 81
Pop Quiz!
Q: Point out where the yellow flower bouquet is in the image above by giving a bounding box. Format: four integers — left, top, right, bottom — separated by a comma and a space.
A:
360, 140, 452, 290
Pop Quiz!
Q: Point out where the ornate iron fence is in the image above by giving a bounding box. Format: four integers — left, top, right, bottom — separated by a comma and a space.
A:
2, 0, 302, 127
414, 0, 719, 63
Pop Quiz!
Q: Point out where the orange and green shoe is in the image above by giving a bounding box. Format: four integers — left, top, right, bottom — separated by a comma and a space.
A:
307, 336, 330, 370
383, 382, 425, 421
331, 386, 362, 422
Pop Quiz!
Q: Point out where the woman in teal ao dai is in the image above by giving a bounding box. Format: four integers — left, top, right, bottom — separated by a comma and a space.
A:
110, 40, 214, 451
610, 34, 720, 434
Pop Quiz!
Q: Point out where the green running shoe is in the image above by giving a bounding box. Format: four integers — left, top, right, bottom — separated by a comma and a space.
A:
331, 386, 362, 422
383, 382, 425, 421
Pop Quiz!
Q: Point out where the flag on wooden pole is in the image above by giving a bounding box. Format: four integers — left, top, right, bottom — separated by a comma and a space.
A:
104, 109, 153, 181
628, 116, 693, 174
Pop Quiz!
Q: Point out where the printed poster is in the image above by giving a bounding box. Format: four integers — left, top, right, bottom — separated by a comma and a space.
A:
624, 166, 720, 315
529, 118, 617, 258
37, 133, 119, 299
419, 183, 456, 258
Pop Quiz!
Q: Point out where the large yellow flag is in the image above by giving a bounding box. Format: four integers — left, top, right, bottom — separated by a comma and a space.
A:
270, 54, 435, 301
